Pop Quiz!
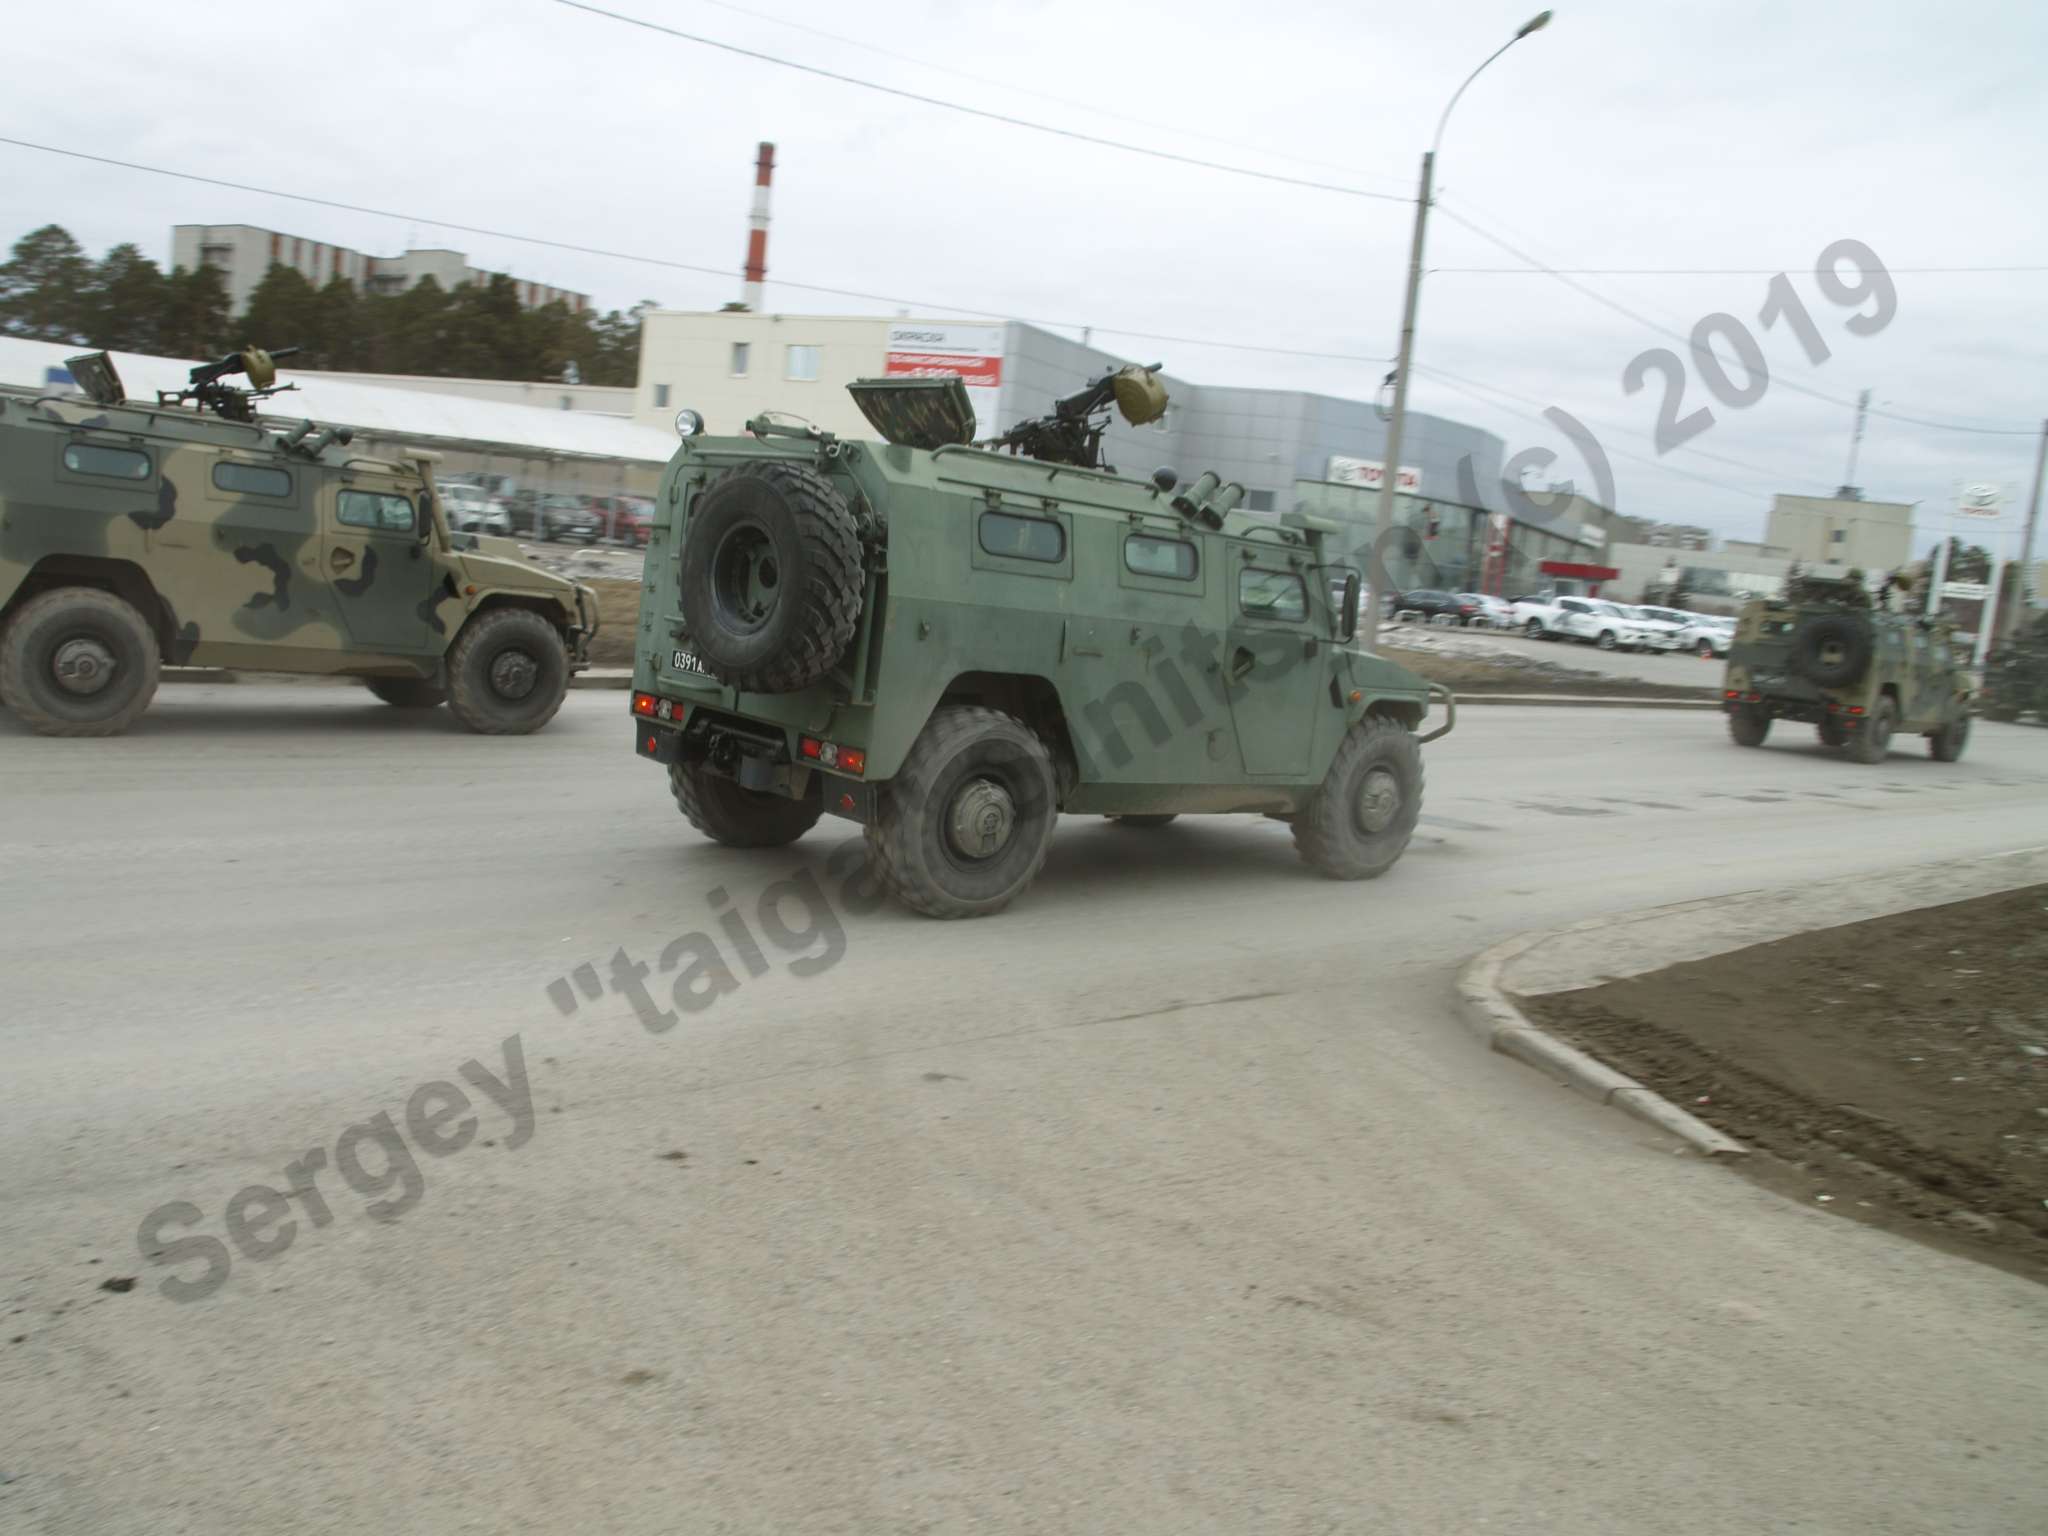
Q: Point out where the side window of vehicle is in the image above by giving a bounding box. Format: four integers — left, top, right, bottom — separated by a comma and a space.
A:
1561, 599, 1587, 614
338, 490, 416, 533
978, 512, 1064, 563
62, 443, 151, 481
1124, 534, 1197, 580
1238, 567, 1309, 624
212, 461, 293, 498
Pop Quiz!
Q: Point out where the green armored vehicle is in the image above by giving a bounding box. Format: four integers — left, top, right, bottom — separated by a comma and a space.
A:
1722, 571, 1970, 762
1979, 613, 2048, 724
628, 368, 1453, 918
0, 349, 594, 736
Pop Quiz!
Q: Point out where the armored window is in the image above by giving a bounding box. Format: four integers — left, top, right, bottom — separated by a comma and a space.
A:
62, 443, 150, 481
978, 512, 1064, 563
212, 461, 292, 498
337, 490, 416, 533
1238, 567, 1309, 623
785, 345, 820, 382
653, 384, 671, 408
730, 343, 751, 377
1124, 534, 1197, 580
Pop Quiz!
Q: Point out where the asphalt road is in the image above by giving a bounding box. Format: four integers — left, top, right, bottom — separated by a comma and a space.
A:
4, 689, 2046, 1534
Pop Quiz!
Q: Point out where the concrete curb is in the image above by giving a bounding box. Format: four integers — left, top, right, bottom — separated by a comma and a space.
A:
1456, 847, 2048, 1157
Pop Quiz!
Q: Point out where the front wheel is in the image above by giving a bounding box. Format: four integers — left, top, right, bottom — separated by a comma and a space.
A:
866, 706, 1058, 919
445, 608, 569, 735
1292, 715, 1423, 880
1596, 630, 1618, 651
670, 763, 822, 846
1524, 620, 1545, 640
1696, 639, 1717, 659
0, 586, 160, 737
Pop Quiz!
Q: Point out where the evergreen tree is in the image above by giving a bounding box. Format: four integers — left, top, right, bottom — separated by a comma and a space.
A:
0, 224, 94, 342
158, 263, 232, 358
236, 263, 324, 355
87, 244, 170, 353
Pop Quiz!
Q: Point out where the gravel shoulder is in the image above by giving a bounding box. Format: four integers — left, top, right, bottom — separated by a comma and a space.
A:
1522, 883, 2048, 1283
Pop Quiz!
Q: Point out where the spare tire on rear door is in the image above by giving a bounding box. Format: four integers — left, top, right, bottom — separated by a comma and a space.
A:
678, 462, 864, 694
1788, 612, 1874, 689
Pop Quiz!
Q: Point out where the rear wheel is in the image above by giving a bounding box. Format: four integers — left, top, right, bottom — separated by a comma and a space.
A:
1847, 696, 1895, 764
1292, 715, 1423, 880
1728, 708, 1770, 748
0, 586, 160, 737
365, 677, 446, 709
445, 607, 569, 735
670, 763, 822, 846
866, 706, 1058, 919
1108, 814, 1178, 829
1929, 714, 1970, 763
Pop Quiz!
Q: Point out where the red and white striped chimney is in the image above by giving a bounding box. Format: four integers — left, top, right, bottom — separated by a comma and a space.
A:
742, 142, 774, 312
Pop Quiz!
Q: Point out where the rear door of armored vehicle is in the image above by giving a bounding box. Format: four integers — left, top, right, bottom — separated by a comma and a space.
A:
178, 445, 353, 664
1225, 539, 1323, 777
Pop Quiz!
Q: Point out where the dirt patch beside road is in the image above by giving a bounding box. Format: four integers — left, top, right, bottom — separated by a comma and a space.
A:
1523, 885, 2048, 1283
585, 578, 640, 667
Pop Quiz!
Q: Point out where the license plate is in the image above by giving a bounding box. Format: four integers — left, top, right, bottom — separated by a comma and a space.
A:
671, 650, 711, 676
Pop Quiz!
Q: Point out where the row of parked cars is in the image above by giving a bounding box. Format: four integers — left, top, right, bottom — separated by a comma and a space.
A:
440, 485, 656, 547
1391, 588, 1734, 657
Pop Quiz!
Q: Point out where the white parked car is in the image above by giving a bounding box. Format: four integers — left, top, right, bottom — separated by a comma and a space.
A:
1509, 594, 1660, 651
1619, 605, 1686, 653
1676, 614, 1735, 658
443, 490, 511, 537
1456, 592, 1516, 629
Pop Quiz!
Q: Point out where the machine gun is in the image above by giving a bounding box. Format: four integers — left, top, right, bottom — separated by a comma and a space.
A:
983, 363, 1169, 471
158, 346, 301, 422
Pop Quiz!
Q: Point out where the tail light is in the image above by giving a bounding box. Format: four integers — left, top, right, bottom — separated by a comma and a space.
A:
800, 735, 866, 775
631, 691, 686, 723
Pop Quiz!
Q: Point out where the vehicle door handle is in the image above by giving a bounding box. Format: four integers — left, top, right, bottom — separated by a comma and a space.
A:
329, 548, 355, 570
1230, 646, 1256, 680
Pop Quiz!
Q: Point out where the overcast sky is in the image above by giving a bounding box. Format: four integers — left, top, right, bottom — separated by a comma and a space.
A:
5, 0, 2044, 554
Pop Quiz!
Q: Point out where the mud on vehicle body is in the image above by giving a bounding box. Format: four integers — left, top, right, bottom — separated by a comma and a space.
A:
630, 370, 1453, 919
1721, 574, 1971, 763
0, 350, 595, 736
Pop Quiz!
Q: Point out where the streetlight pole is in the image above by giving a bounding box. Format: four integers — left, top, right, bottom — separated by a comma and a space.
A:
1363, 11, 1553, 644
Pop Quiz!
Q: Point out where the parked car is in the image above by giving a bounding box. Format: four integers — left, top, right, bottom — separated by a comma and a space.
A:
1456, 592, 1515, 629
589, 495, 654, 546
1510, 593, 1659, 651
1393, 589, 1479, 625
1677, 614, 1735, 657
1618, 605, 1686, 653
442, 488, 511, 537
537, 494, 602, 544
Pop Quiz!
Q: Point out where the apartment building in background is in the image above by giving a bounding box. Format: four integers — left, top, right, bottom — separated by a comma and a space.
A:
171, 224, 589, 317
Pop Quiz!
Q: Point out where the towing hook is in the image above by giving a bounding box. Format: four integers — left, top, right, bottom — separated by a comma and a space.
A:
1419, 682, 1457, 744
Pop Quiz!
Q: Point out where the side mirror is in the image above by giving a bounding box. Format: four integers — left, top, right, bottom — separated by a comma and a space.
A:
1340, 572, 1362, 642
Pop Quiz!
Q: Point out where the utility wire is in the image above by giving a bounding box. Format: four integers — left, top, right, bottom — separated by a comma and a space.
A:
1434, 265, 2048, 276
1433, 202, 2041, 437
0, 134, 1387, 368
669, 0, 1411, 192
550, 0, 1410, 203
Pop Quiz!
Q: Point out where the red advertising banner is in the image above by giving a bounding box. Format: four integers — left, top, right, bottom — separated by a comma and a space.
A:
883, 351, 1003, 388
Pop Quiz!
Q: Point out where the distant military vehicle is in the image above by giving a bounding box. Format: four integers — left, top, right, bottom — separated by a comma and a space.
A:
1721, 571, 1970, 762
628, 368, 1453, 918
0, 349, 594, 736
1980, 612, 2048, 724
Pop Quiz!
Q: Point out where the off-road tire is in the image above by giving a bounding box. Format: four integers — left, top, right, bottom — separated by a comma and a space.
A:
1292, 715, 1424, 881
0, 586, 160, 737
1728, 708, 1770, 748
445, 607, 568, 735
1790, 613, 1873, 689
1929, 713, 1970, 763
1108, 814, 1178, 829
365, 677, 447, 709
669, 763, 822, 847
866, 706, 1058, 919
1817, 718, 1848, 749
679, 463, 863, 694
1847, 696, 1895, 764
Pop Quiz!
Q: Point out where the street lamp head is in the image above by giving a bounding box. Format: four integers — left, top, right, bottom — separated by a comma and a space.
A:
1517, 10, 1554, 37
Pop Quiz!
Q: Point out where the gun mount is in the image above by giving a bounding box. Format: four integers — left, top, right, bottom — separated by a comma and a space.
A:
984, 363, 1168, 471
158, 346, 302, 422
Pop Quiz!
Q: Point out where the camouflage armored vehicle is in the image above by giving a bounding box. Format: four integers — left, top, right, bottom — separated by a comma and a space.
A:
628, 368, 1453, 918
1721, 571, 1970, 762
0, 349, 594, 736
1979, 612, 2048, 724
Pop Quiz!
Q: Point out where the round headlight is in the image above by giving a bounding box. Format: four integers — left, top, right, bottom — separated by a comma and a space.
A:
674, 408, 705, 439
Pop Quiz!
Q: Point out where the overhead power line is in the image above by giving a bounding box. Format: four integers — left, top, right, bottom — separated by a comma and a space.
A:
0, 135, 1386, 367
1434, 265, 2048, 276
1433, 202, 2041, 438
670, 0, 1411, 192
549, 0, 1409, 203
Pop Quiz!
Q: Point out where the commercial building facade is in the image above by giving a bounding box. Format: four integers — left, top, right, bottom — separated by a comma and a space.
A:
171, 224, 590, 317
1764, 493, 1914, 573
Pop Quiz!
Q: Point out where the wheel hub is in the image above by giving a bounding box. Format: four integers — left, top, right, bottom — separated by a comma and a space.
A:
947, 777, 1016, 860
711, 523, 780, 633
52, 637, 117, 695
1356, 766, 1401, 834
489, 649, 539, 700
